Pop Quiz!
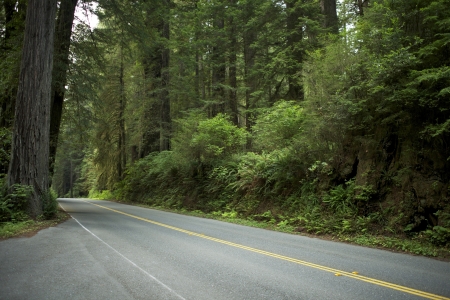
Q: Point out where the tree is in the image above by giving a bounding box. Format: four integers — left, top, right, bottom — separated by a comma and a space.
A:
355, 0, 368, 16
0, 0, 26, 128
210, 0, 226, 117
243, 0, 258, 139
284, 0, 304, 100
49, 0, 78, 177
320, 0, 338, 34
283, 0, 323, 101
227, 0, 239, 126
7, 0, 57, 218
51, 18, 102, 197
160, 0, 171, 151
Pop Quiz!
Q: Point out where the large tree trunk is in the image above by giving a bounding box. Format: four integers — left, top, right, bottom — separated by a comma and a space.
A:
8, 0, 57, 218
356, 0, 369, 16
118, 43, 126, 179
243, 2, 257, 149
320, 0, 338, 34
49, 0, 78, 178
140, 55, 161, 157
228, 0, 239, 126
211, 3, 226, 117
160, 0, 171, 151
285, 0, 304, 101
140, 0, 171, 155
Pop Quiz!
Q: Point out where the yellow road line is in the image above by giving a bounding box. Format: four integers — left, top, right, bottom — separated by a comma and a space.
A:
86, 201, 449, 300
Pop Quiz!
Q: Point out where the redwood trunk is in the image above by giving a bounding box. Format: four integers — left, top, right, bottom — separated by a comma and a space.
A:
211, 4, 226, 117
49, 0, 78, 177
320, 0, 338, 34
160, 0, 171, 151
228, 0, 238, 126
285, 0, 303, 101
8, 0, 57, 218
243, 1, 257, 149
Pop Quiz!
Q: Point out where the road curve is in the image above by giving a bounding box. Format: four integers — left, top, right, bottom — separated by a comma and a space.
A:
0, 198, 449, 300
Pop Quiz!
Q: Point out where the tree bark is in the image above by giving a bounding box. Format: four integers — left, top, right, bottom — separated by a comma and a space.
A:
140, 0, 171, 155
356, 0, 369, 16
8, 0, 57, 218
320, 0, 338, 34
211, 3, 226, 117
243, 1, 257, 149
49, 0, 78, 178
285, 0, 304, 101
228, 0, 239, 126
118, 41, 126, 179
160, 0, 171, 151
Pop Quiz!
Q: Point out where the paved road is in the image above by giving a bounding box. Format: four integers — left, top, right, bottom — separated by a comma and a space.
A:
1, 198, 449, 300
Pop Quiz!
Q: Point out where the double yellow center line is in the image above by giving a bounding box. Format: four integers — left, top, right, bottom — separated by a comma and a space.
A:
86, 201, 449, 300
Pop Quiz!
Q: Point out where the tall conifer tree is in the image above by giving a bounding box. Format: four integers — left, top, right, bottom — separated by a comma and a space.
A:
8, 0, 57, 217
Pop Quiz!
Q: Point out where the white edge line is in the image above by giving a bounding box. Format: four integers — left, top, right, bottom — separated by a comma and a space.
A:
59, 202, 186, 300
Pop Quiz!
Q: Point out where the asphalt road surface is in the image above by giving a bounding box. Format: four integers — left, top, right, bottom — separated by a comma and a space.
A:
1, 198, 449, 300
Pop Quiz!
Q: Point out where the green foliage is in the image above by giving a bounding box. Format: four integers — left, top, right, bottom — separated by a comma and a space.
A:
0, 128, 11, 174
0, 179, 32, 223
88, 189, 115, 200
323, 181, 356, 215
424, 211, 450, 246
40, 188, 58, 220
231, 149, 306, 209
172, 112, 247, 167
221, 210, 238, 219
205, 159, 240, 210
0, 13, 24, 127
189, 114, 247, 162
171, 111, 206, 161
0, 221, 34, 239
50, 0, 450, 256
252, 101, 305, 151
346, 235, 441, 257
323, 180, 374, 216
425, 226, 450, 247
0, 212, 70, 239
297, 179, 320, 208
116, 151, 185, 207
0, 183, 58, 221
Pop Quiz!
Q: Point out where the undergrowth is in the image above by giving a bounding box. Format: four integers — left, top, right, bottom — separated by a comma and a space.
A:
0, 210, 70, 239
88, 189, 115, 200
1, 177, 59, 223
112, 101, 450, 259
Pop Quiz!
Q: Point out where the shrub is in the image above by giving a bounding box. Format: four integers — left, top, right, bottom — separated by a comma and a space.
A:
41, 188, 58, 219
252, 101, 305, 152
190, 114, 247, 162
322, 180, 374, 216
204, 158, 240, 211
88, 189, 114, 200
116, 151, 188, 206
424, 210, 450, 246
172, 112, 246, 163
0, 178, 32, 222
0, 128, 11, 174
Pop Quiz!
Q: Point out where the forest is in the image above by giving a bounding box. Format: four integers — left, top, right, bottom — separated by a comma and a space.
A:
1, 0, 449, 254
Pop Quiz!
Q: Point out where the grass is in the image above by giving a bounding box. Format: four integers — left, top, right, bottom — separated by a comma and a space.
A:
0, 209, 70, 240
342, 234, 450, 258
